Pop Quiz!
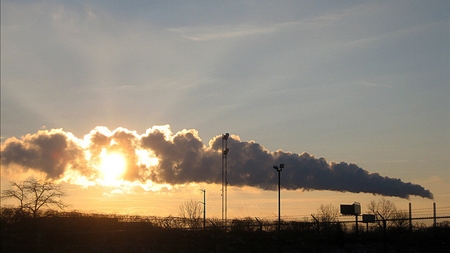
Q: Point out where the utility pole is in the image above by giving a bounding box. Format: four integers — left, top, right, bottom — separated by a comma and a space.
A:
200, 189, 206, 229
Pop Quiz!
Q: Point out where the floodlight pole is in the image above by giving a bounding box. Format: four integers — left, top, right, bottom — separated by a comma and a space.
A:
222, 133, 229, 225
273, 163, 284, 236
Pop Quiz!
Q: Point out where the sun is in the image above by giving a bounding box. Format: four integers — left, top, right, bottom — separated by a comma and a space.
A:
98, 149, 127, 184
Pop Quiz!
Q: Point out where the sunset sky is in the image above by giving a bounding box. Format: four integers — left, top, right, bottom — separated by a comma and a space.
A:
1, 1, 449, 220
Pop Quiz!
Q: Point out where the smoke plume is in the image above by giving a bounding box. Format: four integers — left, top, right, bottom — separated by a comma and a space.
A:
1, 125, 433, 199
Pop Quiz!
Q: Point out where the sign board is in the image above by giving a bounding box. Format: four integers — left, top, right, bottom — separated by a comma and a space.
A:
340, 205, 354, 215
362, 214, 376, 223
340, 203, 361, 215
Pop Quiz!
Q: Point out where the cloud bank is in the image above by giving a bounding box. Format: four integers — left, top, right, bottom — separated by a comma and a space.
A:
1, 126, 433, 199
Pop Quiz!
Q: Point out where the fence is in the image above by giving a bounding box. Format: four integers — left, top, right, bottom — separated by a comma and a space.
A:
114, 204, 450, 233
2, 204, 448, 232
2, 206, 449, 253
240, 204, 450, 232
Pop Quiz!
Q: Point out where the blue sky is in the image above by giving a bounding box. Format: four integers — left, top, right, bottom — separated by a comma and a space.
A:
1, 0, 449, 218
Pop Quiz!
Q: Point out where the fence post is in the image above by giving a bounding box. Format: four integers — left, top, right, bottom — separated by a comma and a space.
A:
377, 212, 387, 253
255, 217, 262, 232
311, 214, 320, 234
433, 202, 436, 228
409, 203, 412, 231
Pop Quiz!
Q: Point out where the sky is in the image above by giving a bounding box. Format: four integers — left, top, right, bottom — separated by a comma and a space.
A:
1, 0, 449, 220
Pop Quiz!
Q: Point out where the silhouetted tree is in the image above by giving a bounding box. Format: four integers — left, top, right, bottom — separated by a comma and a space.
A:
179, 199, 201, 228
391, 210, 409, 230
1, 177, 68, 218
367, 198, 397, 228
315, 203, 340, 233
316, 204, 339, 223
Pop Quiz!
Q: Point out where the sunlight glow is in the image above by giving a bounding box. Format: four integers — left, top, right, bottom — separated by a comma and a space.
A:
98, 149, 127, 185
135, 149, 159, 167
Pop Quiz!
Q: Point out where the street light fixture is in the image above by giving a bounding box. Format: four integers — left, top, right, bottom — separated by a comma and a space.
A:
273, 163, 284, 236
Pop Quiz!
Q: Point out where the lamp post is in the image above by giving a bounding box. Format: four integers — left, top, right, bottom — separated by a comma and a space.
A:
200, 189, 206, 229
273, 163, 284, 236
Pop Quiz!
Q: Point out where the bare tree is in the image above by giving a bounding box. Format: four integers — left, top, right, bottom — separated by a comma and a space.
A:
179, 199, 202, 228
367, 198, 398, 228
367, 198, 397, 219
1, 177, 68, 218
316, 203, 339, 223
391, 210, 409, 230
1, 181, 27, 212
313, 203, 340, 233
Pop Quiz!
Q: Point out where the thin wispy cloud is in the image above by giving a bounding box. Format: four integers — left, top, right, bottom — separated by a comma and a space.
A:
357, 81, 393, 88
169, 24, 277, 41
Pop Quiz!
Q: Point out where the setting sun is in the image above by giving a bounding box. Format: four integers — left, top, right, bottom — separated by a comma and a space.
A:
98, 150, 127, 184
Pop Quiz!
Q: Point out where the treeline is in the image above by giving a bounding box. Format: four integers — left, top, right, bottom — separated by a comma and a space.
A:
2, 206, 449, 232
1, 207, 449, 253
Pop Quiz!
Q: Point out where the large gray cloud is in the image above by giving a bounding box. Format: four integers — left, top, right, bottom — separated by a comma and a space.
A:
1, 129, 87, 178
1, 126, 433, 199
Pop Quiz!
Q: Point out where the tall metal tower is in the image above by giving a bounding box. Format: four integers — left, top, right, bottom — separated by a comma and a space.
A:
221, 133, 229, 224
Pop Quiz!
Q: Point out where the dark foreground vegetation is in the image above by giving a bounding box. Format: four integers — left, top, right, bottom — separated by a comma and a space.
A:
1, 209, 449, 253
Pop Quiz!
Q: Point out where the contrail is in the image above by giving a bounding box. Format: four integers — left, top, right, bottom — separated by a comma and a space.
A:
0, 126, 433, 199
